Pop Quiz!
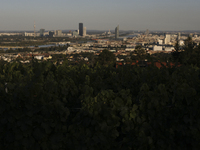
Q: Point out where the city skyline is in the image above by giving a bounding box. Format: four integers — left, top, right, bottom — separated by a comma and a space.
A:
1, 0, 200, 31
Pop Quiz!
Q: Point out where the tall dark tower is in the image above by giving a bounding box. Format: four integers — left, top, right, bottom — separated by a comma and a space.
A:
79, 23, 83, 36
115, 25, 119, 39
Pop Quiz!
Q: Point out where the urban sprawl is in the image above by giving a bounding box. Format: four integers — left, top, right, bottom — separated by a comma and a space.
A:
0, 23, 200, 64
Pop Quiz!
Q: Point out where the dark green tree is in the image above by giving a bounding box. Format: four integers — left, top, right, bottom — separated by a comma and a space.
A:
96, 49, 116, 66
132, 45, 146, 61
172, 41, 181, 62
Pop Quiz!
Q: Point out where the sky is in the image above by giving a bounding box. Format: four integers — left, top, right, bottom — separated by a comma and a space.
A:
1, 0, 200, 31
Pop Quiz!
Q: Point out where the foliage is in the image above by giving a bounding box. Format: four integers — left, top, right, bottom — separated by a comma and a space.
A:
172, 37, 200, 67
96, 49, 116, 66
131, 45, 147, 61
0, 48, 200, 149
172, 41, 181, 62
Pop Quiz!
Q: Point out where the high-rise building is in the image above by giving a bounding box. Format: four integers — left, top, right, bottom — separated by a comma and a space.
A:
79, 23, 83, 36
115, 25, 119, 39
40, 29, 45, 37
164, 34, 170, 45
177, 32, 181, 41
55, 30, 62, 36
83, 27, 86, 36
49, 31, 54, 37
145, 29, 149, 36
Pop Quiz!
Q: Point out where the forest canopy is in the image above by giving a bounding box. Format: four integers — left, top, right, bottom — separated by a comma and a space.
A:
1, 38, 200, 149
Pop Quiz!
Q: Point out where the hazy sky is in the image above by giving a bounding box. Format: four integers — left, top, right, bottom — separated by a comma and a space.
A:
1, 0, 200, 31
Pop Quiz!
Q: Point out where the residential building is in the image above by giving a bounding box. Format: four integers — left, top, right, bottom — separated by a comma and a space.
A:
158, 39, 163, 45
55, 30, 62, 36
153, 45, 162, 51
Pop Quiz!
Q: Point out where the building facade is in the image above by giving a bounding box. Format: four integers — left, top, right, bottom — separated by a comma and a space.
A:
164, 34, 171, 45
49, 31, 54, 37
177, 32, 181, 41
79, 23, 83, 36
115, 25, 119, 39
40, 29, 45, 37
55, 30, 62, 37
83, 27, 86, 36
72, 30, 79, 37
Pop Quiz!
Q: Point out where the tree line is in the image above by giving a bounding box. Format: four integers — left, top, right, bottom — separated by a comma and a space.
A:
0, 37, 200, 149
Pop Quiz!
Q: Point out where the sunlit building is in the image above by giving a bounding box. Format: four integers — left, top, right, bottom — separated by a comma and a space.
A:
164, 34, 170, 45
55, 30, 62, 36
83, 27, 86, 36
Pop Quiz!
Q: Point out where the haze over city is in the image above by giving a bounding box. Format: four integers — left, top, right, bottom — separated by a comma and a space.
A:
1, 0, 200, 31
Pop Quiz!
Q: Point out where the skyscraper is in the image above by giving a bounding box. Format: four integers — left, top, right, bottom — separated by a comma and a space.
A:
79, 23, 83, 36
40, 29, 45, 37
164, 34, 170, 45
83, 27, 86, 37
115, 25, 119, 39
145, 29, 149, 36
177, 32, 181, 41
